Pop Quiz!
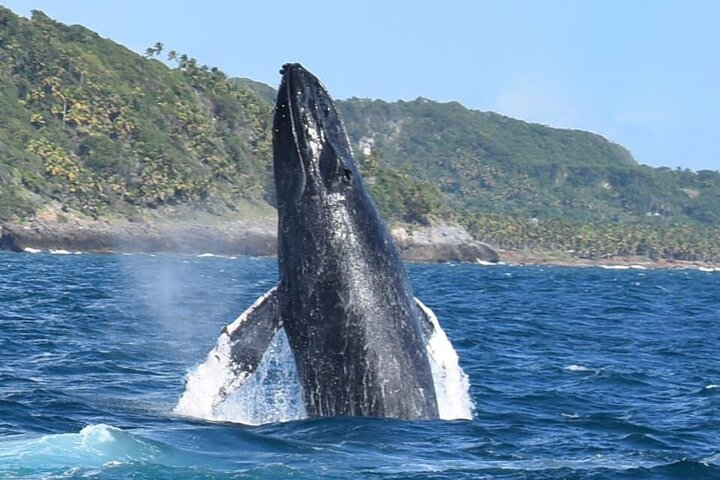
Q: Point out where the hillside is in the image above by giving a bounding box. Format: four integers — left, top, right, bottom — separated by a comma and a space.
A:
236, 82, 720, 228
0, 8, 274, 222
0, 7, 718, 261
339, 99, 719, 222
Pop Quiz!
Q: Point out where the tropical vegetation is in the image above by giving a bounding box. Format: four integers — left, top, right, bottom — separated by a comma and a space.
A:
0, 7, 718, 262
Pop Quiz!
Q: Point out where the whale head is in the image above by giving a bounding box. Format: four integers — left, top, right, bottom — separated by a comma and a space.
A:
272, 63, 361, 214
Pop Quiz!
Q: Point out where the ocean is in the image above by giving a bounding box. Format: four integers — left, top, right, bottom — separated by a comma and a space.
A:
0, 251, 718, 479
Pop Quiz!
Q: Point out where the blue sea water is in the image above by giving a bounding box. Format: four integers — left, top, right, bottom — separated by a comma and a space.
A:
0, 251, 718, 479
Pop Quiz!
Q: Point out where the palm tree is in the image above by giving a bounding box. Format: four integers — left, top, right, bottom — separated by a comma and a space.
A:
178, 54, 189, 70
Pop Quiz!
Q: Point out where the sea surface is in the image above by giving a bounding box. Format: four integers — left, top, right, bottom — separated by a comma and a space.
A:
0, 251, 718, 479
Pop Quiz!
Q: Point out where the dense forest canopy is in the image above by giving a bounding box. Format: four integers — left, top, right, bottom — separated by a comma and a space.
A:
0, 7, 718, 261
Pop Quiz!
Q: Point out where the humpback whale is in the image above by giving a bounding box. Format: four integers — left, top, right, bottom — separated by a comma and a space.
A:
178, 64, 470, 420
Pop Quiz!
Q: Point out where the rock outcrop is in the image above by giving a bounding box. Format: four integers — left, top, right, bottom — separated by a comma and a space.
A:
0, 219, 499, 263
0, 220, 277, 257
392, 222, 499, 263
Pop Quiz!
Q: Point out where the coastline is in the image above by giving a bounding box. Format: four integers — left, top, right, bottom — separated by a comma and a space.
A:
2, 218, 718, 271
0, 219, 500, 264
496, 248, 720, 272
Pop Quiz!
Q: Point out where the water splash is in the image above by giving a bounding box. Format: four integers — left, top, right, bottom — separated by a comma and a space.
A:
176, 300, 473, 424
174, 327, 305, 425
212, 329, 306, 424
416, 298, 474, 420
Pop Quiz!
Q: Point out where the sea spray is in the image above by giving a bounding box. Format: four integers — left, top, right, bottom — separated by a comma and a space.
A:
174, 293, 306, 425
416, 298, 475, 420
175, 298, 473, 423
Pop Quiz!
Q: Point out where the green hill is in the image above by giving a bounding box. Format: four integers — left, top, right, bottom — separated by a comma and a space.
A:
334, 98, 720, 260
338, 98, 720, 224
0, 7, 718, 261
0, 8, 274, 221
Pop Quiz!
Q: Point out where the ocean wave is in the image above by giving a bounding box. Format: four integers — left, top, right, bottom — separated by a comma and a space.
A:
564, 364, 592, 372
700, 384, 720, 396
197, 252, 238, 259
366, 454, 718, 477
0, 424, 183, 474
3, 255, 720, 479
0, 424, 276, 479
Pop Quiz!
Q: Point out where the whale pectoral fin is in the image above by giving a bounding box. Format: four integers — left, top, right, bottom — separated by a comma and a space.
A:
213, 286, 282, 403
415, 297, 437, 342
225, 286, 281, 373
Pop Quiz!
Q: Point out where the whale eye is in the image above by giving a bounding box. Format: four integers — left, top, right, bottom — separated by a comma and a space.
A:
342, 167, 352, 184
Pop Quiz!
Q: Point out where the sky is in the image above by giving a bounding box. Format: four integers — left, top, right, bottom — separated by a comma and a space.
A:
3, 0, 719, 172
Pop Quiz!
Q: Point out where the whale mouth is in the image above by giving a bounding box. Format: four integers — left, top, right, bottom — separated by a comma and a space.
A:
273, 64, 307, 208
280, 63, 326, 167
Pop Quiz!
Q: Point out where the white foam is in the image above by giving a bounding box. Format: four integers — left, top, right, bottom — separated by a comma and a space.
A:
197, 253, 237, 260
704, 384, 719, 390
561, 413, 583, 419
174, 325, 305, 425
49, 249, 72, 255
416, 298, 474, 420
176, 291, 473, 424
0, 424, 147, 468
173, 333, 242, 420
212, 329, 306, 424
565, 364, 591, 372
23, 247, 42, 254
600, 265, 630, 270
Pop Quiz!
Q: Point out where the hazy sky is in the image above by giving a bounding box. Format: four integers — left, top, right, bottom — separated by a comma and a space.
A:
4, 0, 719, 172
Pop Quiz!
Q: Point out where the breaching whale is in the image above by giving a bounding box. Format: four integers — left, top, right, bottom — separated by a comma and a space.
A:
177, 63, 470, 420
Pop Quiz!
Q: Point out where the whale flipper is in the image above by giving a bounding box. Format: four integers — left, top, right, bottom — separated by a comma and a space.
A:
211, 287, 282, 406
223, 287, 282, 374
415, 297, 437, 342
174, 287, 285, 417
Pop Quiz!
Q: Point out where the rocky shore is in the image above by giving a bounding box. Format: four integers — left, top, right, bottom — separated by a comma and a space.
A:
3, 218, 718, 271
0, 219, 500, 263
496, 248, 720, 271
0, 219, 277, 256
